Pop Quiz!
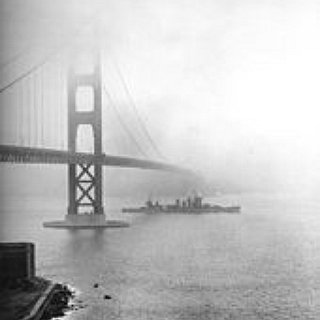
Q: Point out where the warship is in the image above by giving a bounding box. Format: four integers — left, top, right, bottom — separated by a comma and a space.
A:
122, 194, 240, 214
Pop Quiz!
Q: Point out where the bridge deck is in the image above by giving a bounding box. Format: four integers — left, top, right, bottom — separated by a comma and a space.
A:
0, 145, 186, 173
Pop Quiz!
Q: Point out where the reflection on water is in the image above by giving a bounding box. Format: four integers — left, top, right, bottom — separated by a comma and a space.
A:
1, 193, 320, 319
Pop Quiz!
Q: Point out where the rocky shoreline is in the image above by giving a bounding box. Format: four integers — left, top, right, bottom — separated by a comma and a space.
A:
0, 277, 49, 320
41, 283, 75, 320
0, 278, 76, 320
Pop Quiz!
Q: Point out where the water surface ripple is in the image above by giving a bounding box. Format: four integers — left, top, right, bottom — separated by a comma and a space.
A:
1, 194, 320, 319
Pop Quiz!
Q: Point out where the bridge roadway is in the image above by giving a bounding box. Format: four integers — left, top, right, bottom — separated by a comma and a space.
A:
0, 144, 186, 173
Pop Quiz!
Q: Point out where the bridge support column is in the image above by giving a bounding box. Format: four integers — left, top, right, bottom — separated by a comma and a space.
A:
67, 50, 104, 216
43, 48, 129, 228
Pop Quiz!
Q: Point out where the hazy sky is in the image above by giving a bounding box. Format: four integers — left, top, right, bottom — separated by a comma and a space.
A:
1, 0, 320, 194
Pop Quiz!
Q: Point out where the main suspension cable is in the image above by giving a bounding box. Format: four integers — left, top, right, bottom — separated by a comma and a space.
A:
111, 58, 166, 160
103, 85, 149, 158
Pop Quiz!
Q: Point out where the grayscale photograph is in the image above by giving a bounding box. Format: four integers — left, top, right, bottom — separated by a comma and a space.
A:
1, 0, 320, 319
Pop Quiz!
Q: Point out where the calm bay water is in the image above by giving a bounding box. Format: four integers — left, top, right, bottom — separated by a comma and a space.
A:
1, 193, 320, 319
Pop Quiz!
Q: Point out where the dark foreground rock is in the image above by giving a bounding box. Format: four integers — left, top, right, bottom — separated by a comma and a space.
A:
0, 277, 50, 320
41, 284, 74, 320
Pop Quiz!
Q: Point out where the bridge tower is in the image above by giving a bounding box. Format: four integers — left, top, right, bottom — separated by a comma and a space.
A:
67, 50, 104, 216
43, 46, 129, 228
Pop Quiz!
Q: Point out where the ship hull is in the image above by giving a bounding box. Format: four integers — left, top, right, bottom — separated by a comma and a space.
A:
122, 206, 241, 214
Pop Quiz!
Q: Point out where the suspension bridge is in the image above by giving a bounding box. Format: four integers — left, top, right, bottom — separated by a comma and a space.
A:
0, 30, 188, 228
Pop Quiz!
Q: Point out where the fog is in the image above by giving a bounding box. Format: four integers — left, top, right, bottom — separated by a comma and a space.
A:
1, 0, 320, 196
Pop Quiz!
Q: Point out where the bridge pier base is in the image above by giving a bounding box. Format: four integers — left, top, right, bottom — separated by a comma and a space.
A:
43, 214, 129, 229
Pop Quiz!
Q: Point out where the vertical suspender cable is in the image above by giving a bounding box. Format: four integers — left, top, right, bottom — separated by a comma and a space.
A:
34, 71, 39, 147
27, 76, 31, 146
29, 74, 32, 146
21, 81, 27, 146
30, 73, 34, 146
12, 85, 15, 144
103, 85, 148, 158
47, 64, 51, 148
58, 59, 63, 149
24, 76, 28, 145
20, 82, 23, 145
35, 71, 40, 148
20, 79, 23, 145
40, 65, 44, 147
33, 73, 36, 146
111, 59, 166, 160
15, 84, 20, 145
